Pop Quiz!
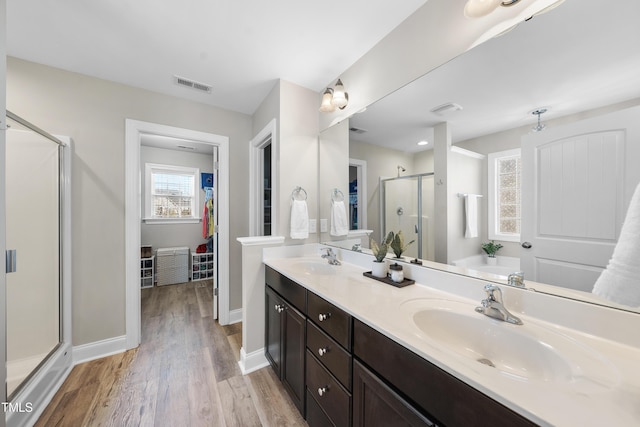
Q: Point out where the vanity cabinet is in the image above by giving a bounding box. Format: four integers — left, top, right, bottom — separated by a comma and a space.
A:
306, 293, 353, 427
353, 319, 537, 427
265, 268, 307, 415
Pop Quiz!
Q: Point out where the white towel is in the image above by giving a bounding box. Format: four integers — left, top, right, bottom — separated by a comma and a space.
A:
290, 199, 309, 239
330, 200, 349, 236
464, 195, 480, 239
592, 182, 640, 307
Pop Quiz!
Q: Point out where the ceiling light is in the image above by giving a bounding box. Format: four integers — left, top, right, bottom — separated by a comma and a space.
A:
319, 79, 349, 113
531, 108, 548, 132
417, 140, 429, 146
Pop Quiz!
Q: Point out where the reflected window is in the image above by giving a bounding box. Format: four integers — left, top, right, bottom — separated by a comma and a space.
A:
488, 149, 521, 242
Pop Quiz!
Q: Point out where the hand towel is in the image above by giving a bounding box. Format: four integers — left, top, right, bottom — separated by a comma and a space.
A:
290, 199, 309, 239
592, 182, 640, 307
330, 200, 349, 236
464, 195, 480, 239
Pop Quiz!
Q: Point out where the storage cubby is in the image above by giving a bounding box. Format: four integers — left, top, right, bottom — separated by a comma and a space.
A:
191, 252, 214, 281
140, 255, 155, 288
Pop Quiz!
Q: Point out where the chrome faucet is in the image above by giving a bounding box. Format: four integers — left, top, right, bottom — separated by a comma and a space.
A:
321, 248, 341, 265
351, 243, 362, 252
475, 284, 523, 325
507, 271, 525, 287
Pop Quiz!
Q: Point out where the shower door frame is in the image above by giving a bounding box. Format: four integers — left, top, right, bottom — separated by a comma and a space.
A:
4, 111, 73, 427
380, 172, 434, 260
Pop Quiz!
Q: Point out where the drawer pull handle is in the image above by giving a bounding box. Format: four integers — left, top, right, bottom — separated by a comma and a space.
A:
318, 386, 328, 396
318, 313, 331, 322
318, 347, 328, 357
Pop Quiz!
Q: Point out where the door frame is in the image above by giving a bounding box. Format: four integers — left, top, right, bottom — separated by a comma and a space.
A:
125, 119, 230, 349
250, 119, 278, 236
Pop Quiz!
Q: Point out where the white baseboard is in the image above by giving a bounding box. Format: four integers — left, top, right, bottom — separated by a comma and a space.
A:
238, 347, 269, 375
228, 308, 243, 324
73, 335, 128, 365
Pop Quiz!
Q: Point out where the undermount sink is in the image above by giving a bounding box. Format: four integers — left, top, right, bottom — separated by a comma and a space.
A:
289, 258, 338, 275
402, 299, 619, 387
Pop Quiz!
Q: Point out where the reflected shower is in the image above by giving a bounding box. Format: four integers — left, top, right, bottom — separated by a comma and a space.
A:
397, 165, 406, 177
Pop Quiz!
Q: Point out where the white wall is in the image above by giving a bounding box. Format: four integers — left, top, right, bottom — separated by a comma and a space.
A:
7, 57, 252, 346
140, 145, 213, 251
319, 120, 349, 242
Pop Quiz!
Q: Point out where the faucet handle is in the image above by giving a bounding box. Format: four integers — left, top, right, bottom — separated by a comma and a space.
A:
483, 283, 502, 302
508, 271, 525, 287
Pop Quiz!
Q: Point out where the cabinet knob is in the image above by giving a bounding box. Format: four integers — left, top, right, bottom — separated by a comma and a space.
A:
274, 304, 285, 313
318, 386, 328, 396
318, 347, 328, 357
318, 313, 331, 322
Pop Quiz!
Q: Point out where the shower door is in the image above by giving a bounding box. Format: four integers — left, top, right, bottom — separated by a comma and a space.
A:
5, 115, 62, 399
381, 173, 434, 261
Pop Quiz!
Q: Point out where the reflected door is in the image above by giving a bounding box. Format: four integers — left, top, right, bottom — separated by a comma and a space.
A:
6, 123, 61, 398
521, 106, 640, 292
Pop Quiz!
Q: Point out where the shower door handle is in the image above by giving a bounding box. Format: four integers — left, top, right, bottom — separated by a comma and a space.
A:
6, 249, 17, 273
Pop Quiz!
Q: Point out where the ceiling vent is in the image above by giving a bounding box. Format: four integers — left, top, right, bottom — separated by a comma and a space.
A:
174, 75, 212, 94
349, 127, 367, 134
430, 102, 463, 116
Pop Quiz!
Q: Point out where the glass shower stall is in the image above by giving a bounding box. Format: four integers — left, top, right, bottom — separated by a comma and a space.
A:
380, 173, 435, 261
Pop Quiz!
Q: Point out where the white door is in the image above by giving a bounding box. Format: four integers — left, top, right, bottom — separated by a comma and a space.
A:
521, 106, 640, 292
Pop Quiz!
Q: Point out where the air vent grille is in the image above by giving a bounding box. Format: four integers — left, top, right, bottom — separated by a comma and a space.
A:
430, 102, 463, 116
349, 127, 367, 134
174, 75, 212, 94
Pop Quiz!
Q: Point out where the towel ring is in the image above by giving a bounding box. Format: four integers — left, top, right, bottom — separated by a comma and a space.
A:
291, 186, 307, 201
331, 188, 345, 202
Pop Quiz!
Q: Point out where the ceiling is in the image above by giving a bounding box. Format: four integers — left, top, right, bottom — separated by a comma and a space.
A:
349, 0, 640, 152
6, 0, 426, 115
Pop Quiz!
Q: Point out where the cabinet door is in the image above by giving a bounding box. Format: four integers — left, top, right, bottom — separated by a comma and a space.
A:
265, 286, 283, 377
353, 360, 435, 427
282, 305, 306, 415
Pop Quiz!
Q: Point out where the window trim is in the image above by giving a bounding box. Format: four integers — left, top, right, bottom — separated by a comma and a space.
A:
143, 162, 201, 224
487, 148, 521, 242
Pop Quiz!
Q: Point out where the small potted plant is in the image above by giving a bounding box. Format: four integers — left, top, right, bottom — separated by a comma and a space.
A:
390, 230, 415, 259
481, 240, 503, 266
370, 232, 394, 278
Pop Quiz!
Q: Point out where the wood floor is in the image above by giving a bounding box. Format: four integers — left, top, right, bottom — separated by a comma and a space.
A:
35, 280, 307, 427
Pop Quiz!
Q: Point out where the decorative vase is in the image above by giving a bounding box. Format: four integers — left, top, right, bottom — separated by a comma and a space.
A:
486, 256, 498, 266
371, 260, 388, 278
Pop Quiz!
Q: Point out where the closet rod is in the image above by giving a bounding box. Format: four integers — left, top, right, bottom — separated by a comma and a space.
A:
6, 110, 66, 147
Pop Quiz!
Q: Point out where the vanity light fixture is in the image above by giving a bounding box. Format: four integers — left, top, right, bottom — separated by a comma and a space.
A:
319, 79, 349, 113
464, 0, 522, 18
464, 0, 566, 19
531, 108, 547, 132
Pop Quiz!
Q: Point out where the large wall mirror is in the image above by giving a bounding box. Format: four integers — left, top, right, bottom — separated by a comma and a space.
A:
319, 0, 640, 312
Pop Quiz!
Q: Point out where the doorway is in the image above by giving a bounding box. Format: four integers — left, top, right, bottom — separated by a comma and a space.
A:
125, 120, 230, 350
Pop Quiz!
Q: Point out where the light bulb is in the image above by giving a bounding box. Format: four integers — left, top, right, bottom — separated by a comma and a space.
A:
331, 79, 348, 109
319, 88, 336, 113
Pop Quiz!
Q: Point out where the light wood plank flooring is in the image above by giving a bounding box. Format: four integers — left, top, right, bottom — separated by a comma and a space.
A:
35, 280, 307, 427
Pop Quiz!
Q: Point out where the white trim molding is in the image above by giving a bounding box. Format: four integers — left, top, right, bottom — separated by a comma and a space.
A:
125, 119, 231, 351
249, 119, 278, 236
228, 308, 243, 325
238, 347, 270, 375
72, 336, 127, 365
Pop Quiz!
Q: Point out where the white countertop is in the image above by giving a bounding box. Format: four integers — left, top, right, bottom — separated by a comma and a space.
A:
264, 251, 640, 427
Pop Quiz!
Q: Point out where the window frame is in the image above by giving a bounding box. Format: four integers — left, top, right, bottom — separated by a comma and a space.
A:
144, 162, 201, 224
487, 148, 521, 242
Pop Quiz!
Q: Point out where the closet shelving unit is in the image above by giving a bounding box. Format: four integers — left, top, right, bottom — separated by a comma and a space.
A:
191, 252, 214, 281
140, 255, 155, 288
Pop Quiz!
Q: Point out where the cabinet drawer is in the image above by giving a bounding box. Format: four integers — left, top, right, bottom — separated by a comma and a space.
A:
266, 266, 306, 313
308, 292, 352, 350
307, 321, 352, 391
306, 350, 351, 427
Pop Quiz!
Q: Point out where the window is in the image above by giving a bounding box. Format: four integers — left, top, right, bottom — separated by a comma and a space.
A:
488, 149, 521, 242
145, 163, 200, 223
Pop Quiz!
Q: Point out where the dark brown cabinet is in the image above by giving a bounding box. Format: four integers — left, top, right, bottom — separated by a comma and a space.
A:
353, 360, 436, 427
265, 274, 306, 415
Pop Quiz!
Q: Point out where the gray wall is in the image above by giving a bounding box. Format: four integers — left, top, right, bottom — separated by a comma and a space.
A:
7, 57, 252, 346
140, 145, 214, 251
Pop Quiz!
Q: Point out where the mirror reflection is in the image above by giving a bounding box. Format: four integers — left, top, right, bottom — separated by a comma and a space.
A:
320, 0, 640, 311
